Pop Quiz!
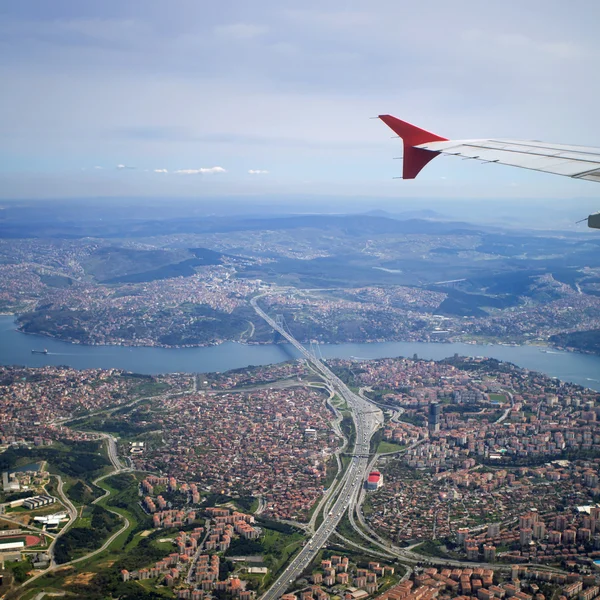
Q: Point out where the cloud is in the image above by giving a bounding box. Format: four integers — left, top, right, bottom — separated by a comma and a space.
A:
462, 30, 583, 60
93, 165, 103, 169
213, 23, 268, 40
174, 167, 226, 175
153, 168, 168, 173
248, 169, 269, 175
116, 164, 135, 170
2, 3, 599, 201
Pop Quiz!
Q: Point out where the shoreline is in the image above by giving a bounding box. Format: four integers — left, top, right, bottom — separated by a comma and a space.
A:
3, 314, 600, 391
4, 315, 599, 359
10, 325, 600, 359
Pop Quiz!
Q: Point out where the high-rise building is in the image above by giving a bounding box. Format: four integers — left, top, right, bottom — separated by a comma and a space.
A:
519, 528, 533, 546
483, 545, 496, 562
429, 402, 441, 433
466, 544, 479, 561
555, 515, 568, 531
533, 522, 546, 539
457, 527, 469, 546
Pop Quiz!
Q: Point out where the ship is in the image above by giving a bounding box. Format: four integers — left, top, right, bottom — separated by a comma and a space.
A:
31, 349, 48, 355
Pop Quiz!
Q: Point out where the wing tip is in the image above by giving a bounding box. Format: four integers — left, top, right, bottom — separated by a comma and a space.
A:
378, 115, 448, 179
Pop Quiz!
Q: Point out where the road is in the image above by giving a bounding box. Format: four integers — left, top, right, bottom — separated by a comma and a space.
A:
17, 434, 133, 593
46, 475, 78, 569
98, 432, 126, 471
252, 293, 565, 588
494, 389, 515, 424
186, 522, 212, 584
250, 295, 383, 600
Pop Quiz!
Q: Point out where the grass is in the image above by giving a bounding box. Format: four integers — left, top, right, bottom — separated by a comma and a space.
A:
415, 539, 453, 559
306, 490, 326, 525
11, 471, 160, 600
377, 441, 406, 454
0, 536, 27, 546
71, 513, 92, 529
7, 504, 64, 520
53, 473, 146, 571
151, 538, 175, 553
489, 392, 508, 402
335, 514, 383, 556
134, 577, 176, 597
123, 529, 152, 553
377, 574, 405, 594
129, 380, 170, 398
258, 527, 305, 592
331, 395, 348, 410
323, 458, 340, 492
314, 512, 324, 531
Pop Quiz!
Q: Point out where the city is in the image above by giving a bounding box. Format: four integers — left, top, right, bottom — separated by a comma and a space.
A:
0, 300, 598, 599
2, 2, 600, 599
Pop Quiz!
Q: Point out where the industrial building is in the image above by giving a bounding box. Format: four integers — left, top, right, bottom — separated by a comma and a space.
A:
34, 512, 67, 529
23, 495, 55, 510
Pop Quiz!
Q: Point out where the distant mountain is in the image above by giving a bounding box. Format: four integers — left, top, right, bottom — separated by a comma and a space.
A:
363, 208, 445, 220
0, 212, 485, 238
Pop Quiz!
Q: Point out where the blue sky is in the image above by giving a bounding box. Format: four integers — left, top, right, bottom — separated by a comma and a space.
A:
1, 0, 600, 201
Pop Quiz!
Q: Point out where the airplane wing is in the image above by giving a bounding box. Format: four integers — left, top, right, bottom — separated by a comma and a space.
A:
378, 114, 600, 228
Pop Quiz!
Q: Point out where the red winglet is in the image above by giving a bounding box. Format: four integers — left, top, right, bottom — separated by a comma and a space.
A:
378, 115, 448, 179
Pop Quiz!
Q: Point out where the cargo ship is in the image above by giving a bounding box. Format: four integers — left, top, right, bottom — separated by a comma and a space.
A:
31, 349, 48, 355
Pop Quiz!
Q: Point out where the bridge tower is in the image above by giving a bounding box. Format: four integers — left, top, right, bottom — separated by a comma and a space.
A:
273, 314, 286, 343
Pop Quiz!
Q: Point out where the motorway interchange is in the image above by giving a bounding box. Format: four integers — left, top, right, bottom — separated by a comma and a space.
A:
251, 294, 567, 599
251, 295, 384, 600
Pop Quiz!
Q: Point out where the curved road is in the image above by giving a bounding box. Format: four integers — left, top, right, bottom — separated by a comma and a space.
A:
47, 475, 78, 569
17, 434, 132, 593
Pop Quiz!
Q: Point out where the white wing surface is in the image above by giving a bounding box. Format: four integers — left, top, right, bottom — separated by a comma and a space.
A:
418, 139, 600, 182
378, 114, 600, 183
377, 114, 600, 228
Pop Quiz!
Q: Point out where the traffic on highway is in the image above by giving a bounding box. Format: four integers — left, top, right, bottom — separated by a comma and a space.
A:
251, 296, 383, 600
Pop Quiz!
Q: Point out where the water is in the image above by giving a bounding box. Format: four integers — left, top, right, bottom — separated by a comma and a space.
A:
1, 316, 600, 391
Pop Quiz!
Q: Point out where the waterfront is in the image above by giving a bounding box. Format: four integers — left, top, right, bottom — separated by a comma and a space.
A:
1, 316, 599, 390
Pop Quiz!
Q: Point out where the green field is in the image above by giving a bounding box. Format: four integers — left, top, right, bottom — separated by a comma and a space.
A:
253, 528, 305, 591
377, 440, 406, 454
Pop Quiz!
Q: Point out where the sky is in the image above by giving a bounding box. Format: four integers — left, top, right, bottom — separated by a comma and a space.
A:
2, 0, 600, 204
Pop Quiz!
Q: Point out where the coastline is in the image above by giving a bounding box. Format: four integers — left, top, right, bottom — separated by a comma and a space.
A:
3, 315, 600, 390
10, 320, 600, 359
5, 313, 600, 359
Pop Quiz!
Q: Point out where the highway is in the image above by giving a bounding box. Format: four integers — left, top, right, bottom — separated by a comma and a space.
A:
250, 295, 383, 600
250, 293, 562, 593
